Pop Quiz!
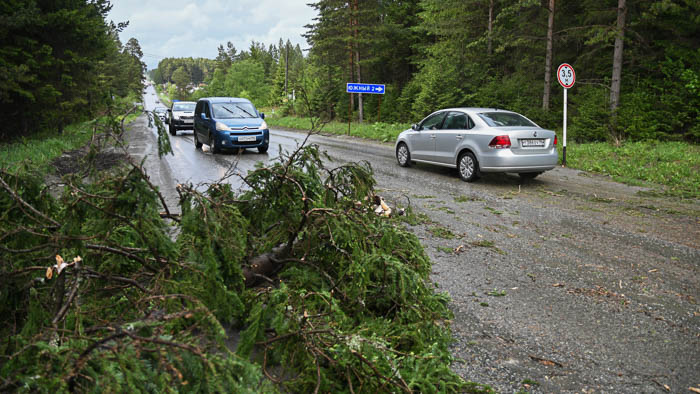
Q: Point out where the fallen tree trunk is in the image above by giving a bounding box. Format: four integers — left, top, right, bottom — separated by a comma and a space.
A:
243, 244, 289, 287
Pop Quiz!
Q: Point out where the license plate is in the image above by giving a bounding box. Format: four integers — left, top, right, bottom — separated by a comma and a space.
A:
183, 119, 193, 124
521, 139, 545, 147
237, 135, 256, 142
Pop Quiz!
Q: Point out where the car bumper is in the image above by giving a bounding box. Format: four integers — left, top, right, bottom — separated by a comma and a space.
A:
172, 119, 194, 129
216, 129, 270, 149
479, 149, 558, 173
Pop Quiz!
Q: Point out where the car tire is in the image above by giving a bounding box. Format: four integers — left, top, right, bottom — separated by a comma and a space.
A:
257, 144, 268, 153
210, 133, 220, 154
396, 143, 411, 167
194, 131, 202, 149
457, 151, 480, 182
518, 172, 541, 180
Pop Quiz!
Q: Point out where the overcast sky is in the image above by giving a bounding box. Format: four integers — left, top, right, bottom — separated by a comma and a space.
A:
107, 1, 318, 69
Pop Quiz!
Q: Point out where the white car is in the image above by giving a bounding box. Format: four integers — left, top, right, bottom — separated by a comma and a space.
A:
167, 101, 196, 136
395, 108, 558, 181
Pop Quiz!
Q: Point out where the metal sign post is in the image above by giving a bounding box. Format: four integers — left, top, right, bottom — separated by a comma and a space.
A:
556, 63, 575, 167
563, 88, 568, 166
346, 83, 386, 131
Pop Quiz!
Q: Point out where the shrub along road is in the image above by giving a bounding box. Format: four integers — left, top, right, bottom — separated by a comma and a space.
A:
127, 113, 699, 393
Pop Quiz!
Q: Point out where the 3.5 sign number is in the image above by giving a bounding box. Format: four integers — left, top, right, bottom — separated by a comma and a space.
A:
557, 63, 575, 88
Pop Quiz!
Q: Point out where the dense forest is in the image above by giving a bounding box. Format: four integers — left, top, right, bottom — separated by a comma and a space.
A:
0, 0, 145, 141
150, 39, 306, 106
160, 0, 698, 143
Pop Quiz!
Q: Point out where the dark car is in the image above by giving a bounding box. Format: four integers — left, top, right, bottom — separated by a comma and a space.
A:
193, 97, 269, 154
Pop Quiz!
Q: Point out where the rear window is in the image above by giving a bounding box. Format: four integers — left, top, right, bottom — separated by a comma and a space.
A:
173, 103, 195, 111
478, 112, 536, 127
212, 102, 258, 119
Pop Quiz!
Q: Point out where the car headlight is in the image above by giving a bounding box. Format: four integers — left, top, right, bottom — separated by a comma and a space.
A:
216, 121, 231, 131
260, 120, 268, 130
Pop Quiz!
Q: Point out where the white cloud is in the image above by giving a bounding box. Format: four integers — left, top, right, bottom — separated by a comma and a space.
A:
107, 0, 317, 69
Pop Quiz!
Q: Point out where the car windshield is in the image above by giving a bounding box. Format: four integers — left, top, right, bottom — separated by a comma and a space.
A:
478, 112, 536, 127
173, 103, 195, 111
212, 103, 258, 119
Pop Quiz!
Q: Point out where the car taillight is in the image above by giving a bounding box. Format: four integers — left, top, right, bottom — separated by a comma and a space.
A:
488, 135, 511, 149
554, 136, 558, 145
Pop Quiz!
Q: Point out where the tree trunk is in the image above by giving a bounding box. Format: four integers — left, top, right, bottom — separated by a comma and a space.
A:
353, 0, 363, 124
243, 244, 289, 287
488, 0, 494, 56
542, 0, 555, 111
355, 50, 363, 124
609, 0, 627, 142
348, 1, 354, 123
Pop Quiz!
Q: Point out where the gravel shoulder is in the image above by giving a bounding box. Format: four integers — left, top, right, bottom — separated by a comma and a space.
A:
378, 164, 699, 393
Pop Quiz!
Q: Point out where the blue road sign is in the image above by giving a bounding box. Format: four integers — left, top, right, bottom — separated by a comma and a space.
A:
346, 83, 385, 94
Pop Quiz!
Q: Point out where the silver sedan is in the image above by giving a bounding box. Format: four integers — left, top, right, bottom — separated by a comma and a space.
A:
395, 108, 558, 182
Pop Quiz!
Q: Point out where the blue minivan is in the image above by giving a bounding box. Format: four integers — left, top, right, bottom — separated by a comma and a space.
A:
193, 97, 269, 154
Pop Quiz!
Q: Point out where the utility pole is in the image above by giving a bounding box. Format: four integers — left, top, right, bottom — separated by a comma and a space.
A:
284, 43, 289, 99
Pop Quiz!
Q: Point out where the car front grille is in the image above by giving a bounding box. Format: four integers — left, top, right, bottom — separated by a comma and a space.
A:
228, 127, 259, 131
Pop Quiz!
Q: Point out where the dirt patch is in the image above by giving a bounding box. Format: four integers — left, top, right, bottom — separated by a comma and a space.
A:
51, 146, 127, 177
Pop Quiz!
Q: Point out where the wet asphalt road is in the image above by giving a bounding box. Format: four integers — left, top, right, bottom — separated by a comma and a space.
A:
136, 87, 699, 393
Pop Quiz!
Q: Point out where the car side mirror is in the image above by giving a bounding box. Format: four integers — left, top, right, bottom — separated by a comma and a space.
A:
411, 124, 420, 131
259, 112, 265, 119
200, 113, 207, 119
167, 109, 171, 113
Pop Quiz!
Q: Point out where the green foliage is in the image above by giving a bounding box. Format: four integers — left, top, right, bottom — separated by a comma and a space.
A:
231, 145, 466, 392
171, 66, 191, 100
223, 59, 270, 106
302, 0, 700, 142
176, 183, 248, 323
1, 112, 467, 391
0, 0, 145, 141
570, 85, 611, 142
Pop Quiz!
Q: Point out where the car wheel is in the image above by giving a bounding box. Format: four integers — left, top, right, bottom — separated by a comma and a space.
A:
194, 131, 202, 149
396, 143, 411, 167
169, 123, 176, 136
518, 172, 541, 180
210, 133, 220, 154
457, 151, 480, 182
257, 144, 268, 153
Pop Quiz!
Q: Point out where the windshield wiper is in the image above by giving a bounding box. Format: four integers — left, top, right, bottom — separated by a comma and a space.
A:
235, 105, 255, 118
220, 106, 242, 118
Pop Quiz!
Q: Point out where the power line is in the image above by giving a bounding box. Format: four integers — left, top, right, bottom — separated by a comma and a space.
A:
142, 52, 166, 59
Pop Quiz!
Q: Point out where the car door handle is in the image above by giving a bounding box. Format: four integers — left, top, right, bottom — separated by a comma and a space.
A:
430, 134, 436, 139
456, 135, 463, 140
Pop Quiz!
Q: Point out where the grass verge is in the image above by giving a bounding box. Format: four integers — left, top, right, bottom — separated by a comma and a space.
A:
0, 111, 140, 172
270, 114, 410, 142
270, 115, 698, 199
561, 141, 700, 199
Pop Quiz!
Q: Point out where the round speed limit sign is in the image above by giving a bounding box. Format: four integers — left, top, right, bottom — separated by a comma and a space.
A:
557, 63, 575, 88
